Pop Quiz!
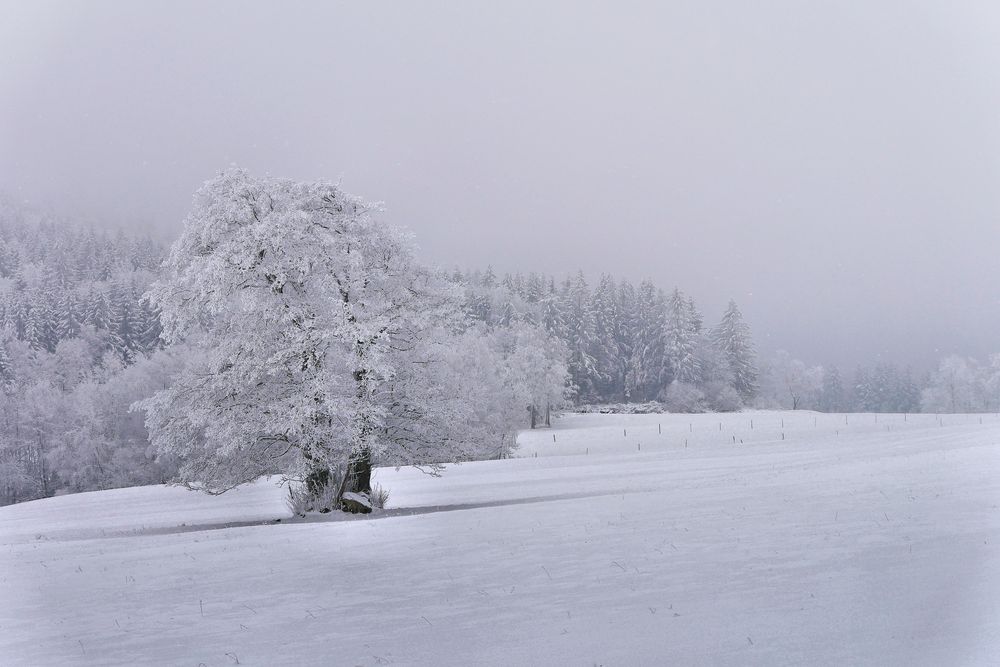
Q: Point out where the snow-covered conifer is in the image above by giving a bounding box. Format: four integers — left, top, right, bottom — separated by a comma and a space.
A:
561, 272, 600, 402
711, 300, 758, 400
664, 288, 700, 386
591, 274, 622, 399
616, 279, 639, 401
818, 365, 845, 412
631, 280, 667, 401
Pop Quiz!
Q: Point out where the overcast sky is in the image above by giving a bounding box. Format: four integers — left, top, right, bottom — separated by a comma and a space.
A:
2, 1, 999, 370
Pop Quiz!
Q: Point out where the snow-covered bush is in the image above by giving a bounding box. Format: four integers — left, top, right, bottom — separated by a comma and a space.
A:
661, 381, 706, 413
369, 483, 389, 510
286, 484, 312, 518
286, 471, 343, 516
704, 382, 742, 412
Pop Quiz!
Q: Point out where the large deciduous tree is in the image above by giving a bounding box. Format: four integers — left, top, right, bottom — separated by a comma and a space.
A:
141, 169, 501, 509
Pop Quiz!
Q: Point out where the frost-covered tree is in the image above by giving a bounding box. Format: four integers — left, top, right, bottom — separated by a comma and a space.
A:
663, 288, 700, 385
893, 367, 921, 413
630, 280, 667, 401
661, 380, 706, 413
140, 170, 518, 510
492, 322, 571, 430
49, 345, 182, 492
921, 355, 980, 413
616, 279, 639, 401
818, 365, 845, 412
765, 350, 822, 410
711, 300, 758, 401
984, 354, 1000, 412
591, 274, 622, 400
540, 276, 565, 340
853, 362, 922, 413
686, 296, 703, 334
109, 280, 141, 362
561, 272, 600, 402
55, 290, 81, 341
0, 336, 13, 392
852, 365, 875, 411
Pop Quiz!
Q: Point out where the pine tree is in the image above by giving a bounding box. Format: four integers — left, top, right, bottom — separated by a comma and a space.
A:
6, 286, 28, 340
686, 296, 703, 334
0, 237, 16, 277
631, 281, 667, 401
896, 367, 921, 413
616, 280, 639, 401
460, 272, 492, 325
482, 265, 497, 288
521, 273, 544, 325
109, 281, 139, 362
853, 366, 875, 411
540, 277, 564, 340
561, 272, 600, 402
24, 299, 53, 352
86, 289, 111, 331
712, 300, 758, 401
136, 296, 163, 354
56, 289, 82, 342
591, 274, 621, 400
818, 365, 845, 412
664, 288, 700, 386
0, 337, 13, 392
524, 272, 544, 305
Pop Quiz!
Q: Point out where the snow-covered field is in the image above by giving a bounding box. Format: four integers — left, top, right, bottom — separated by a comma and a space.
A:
2, 410, 1000, 666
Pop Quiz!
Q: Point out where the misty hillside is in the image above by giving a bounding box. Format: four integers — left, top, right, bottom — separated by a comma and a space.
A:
0, 200, 164, 360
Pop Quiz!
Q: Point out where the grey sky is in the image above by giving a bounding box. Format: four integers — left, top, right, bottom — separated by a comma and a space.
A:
2, 1, 999, 370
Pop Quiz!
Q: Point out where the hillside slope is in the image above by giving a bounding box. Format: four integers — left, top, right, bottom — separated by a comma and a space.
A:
2, 411, 999, 665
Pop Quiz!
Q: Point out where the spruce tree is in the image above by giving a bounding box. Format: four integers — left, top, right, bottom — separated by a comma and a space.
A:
632, 281, 667, 401
109, 282, 139, 361
853, 366, 875, 411
664, 288, 701, 385
686, 296, 703, 334
818, 365, 845, 412
712, 300, 758, 401
0, 337, 13, 392
561, 272, 600, 402
616, 280, 640, 401
591, 274, 622, 400
56, 289, 81, 342
540, 277, 564, 340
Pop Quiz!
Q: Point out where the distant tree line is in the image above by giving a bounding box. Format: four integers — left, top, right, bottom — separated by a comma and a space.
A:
2, 189, 998, 507
0, 201, 176, 505
757, 354, 922, 413
451, 268, 759, 412
0, 203, 164, 361
757, 352, 1000, 415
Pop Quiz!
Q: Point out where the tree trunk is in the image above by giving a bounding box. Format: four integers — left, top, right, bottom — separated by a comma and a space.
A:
545, 403, 551, 427
344, 447, 372, 495
529, 404, 537, 429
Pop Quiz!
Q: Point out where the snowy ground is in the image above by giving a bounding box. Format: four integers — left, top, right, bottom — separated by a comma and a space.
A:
2, 410, 1000, 666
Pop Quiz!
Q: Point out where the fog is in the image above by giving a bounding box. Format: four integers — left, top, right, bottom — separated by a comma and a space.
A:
2, 0, 999, 370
